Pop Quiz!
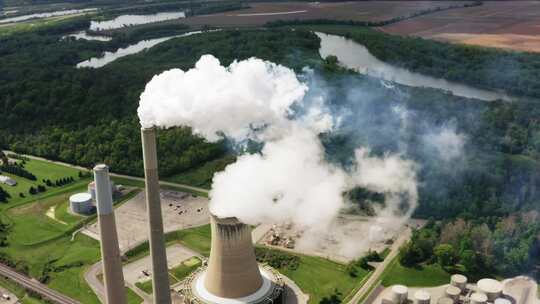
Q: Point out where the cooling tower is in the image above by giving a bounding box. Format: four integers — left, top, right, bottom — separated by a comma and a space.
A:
204, 214, 264, 298
141, 127, 172, 304
94, 164, 127, 304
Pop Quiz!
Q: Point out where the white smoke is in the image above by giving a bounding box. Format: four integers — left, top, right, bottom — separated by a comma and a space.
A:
138, 55, 419, 259
423, 124, 467, 162
138, 55, 308, 141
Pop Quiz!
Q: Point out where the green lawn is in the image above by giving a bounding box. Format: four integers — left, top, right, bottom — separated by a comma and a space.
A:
165, 156, 235, 189
5, 185, 87, 245
381, 258, 451, 287
0, 158, 83, 207
126, 287, 144, 304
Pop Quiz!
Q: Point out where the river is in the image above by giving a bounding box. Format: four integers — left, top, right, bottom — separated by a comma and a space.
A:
90, 11, 186, 31
76, 31, 206, 68
316, 32, 512, 102
0, 8, 97, 24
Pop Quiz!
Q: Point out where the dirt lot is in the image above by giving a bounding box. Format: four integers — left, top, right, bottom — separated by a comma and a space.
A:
82, 190, 209, 253
182, 1, 468, 27
381, 1, 540, 52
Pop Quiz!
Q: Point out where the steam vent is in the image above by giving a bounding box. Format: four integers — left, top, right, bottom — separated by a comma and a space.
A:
179, 214, 284, 304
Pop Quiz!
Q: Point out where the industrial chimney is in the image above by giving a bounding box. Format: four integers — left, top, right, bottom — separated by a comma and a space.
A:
141, 127, 172, 304
94, 164, 127, 304
204, 214, 264, 298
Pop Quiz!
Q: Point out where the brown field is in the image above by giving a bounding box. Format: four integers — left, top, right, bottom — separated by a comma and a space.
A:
380, 1, 540, 52
181, 1, 469, 27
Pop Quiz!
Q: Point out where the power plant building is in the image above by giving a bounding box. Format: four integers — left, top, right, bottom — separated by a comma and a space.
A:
179, 215, 284, 304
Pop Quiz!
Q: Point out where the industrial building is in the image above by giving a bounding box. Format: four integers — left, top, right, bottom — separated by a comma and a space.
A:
377, 274, 536, 304
70, 181, 120, 216
178, 215, 285, 304
0, 175, 16, 187
69, 192, 95, 215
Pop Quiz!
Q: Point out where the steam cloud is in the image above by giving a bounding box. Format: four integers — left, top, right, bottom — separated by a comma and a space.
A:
138, 55, 419, 259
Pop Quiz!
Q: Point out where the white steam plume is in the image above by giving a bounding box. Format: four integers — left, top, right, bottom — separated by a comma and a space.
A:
138, 55, 308, 141
138, 55, 419, 259
423, 124, 467, 162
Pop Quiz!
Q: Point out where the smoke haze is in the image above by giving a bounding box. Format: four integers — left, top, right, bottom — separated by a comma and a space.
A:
138, 55, 425, 258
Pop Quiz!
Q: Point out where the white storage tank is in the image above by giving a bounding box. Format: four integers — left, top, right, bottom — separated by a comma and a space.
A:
470, 292, 487, 304
391, 285, 408, 304
494, 298, 511, 304
445, 285, 461, 301
450, 274, 467, 290
414, 290, 430, 304
437, 297, 454, 304
70, 193, 94, 215
88, 181, 116, 201
477, 278, 503, 301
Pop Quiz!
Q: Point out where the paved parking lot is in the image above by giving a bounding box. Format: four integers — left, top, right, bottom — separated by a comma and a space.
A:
82, 190, 209, 252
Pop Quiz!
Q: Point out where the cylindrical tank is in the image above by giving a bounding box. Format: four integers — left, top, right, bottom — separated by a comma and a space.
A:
391, 285, 408, 304
69, 192, 93, 215
470, 292, 487, 304
89, 181, 116, 201
437, 297, 454, 304
204, 214, 264, 298
477, 278, 503, 301
450, 274, 467, 290
445, 285, 461, 301
414, 290, 430, 304
494, 298, 511, 304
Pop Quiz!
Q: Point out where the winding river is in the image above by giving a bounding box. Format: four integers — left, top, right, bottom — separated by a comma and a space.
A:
89, 11, 186, 31
316, 32, 512, 102
0, 8, 96, 24
76, 31, 206, 68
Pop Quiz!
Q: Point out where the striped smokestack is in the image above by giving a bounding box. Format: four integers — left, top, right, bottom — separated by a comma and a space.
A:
141, 127, 172, 304
94, 164, 127, 304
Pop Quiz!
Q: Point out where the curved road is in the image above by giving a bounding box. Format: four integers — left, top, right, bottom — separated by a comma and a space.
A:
0, 264, 81, 304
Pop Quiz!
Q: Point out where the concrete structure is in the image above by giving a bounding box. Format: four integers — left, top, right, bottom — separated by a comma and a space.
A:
88, 181, 116, 201
445, 286, 461, 301
0, 175, 16, 186
470, 292, 487, 304
391, 285, 408, 304
204, 215, 263, 297
414, 290, 431, 304
450, 274, 467, 290
180, 215, 284, 304
477, 278, 503, 301
141, 127, 172, 304
94, 164, 127, 304
69, 192, 94, 215
437, 297, 454, 304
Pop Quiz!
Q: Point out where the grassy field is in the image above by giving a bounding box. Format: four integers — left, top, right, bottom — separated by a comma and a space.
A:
380, 258, 451, 287
165, 156, 235, 189
0, 158, 82, 207
4, 184, 88, 245
125, 223, 367, 303
136, 256, 202, 295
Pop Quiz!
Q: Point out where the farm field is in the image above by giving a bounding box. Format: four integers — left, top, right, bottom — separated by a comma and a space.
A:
181, 1, 470, 27
380, 1, 540, 52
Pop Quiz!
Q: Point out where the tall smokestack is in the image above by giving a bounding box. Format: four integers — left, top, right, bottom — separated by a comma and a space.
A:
141, 127, 172, 304
204, 214, 263, 298
94, 164, 127, 304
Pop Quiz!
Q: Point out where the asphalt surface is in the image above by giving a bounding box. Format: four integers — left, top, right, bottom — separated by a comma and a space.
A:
0, 264, 81, 304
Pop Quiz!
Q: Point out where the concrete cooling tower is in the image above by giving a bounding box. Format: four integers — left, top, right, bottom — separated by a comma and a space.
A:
179, 214, 284, 304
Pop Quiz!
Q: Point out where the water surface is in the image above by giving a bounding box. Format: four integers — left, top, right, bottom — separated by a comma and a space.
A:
90, 11, 185, 31
66, 31, 112, 41
316, 32, 512, 102
0, 8, 96, 24
77, 31, 204, 68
